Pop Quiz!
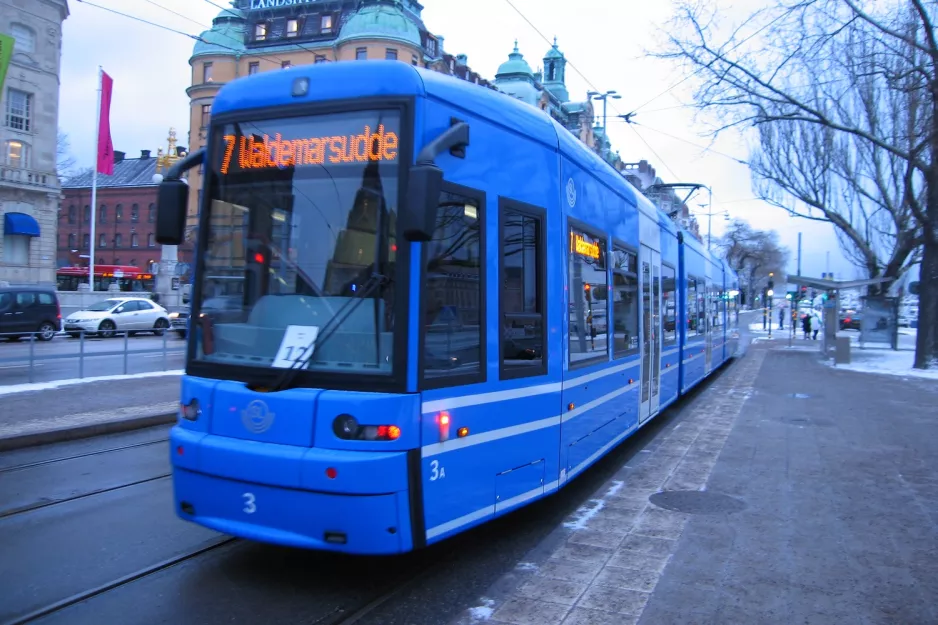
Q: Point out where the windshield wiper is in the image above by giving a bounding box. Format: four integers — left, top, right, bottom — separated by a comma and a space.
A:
267, 270, 390, 392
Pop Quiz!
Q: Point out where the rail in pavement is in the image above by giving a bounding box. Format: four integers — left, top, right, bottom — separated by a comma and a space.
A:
0, 374, 180, 451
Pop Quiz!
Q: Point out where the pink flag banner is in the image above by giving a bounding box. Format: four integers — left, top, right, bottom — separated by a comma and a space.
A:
96, 71, 114, 175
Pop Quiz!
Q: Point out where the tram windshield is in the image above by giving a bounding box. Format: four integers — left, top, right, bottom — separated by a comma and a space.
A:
193, 109, 402, 376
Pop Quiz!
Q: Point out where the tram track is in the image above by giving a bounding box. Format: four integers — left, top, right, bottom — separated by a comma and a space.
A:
0, 473, 171, 519
0, 438, 169, 474
2, 536, 239, 625
311, 547, 462, 625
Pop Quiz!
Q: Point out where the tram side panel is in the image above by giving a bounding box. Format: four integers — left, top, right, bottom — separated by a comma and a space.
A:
415, 95, 566, 545
658, 216, 681, 411
557, 144, 644, 487
709, 258, 727, 370
679, 240, 708, 394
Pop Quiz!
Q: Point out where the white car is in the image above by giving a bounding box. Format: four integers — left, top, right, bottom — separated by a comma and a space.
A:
64, 297, 172, 338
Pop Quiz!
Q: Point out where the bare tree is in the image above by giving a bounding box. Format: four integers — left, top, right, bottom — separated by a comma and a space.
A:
751, 119, 923, 291
719, 219, 790, 307
56, 130, 77, 180
660, 0, 937, 368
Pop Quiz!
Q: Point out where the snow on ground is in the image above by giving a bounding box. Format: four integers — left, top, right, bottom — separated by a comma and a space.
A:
827, 330, 938, 381
468, 598, 495, 621
0, 370, 184, 396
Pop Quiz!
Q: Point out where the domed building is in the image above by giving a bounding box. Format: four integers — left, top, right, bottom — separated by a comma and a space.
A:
184, 0, 492, 232
493, 38, 597, 158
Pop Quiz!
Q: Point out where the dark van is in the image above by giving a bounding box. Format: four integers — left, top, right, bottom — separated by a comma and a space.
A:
0, 285, 62, 341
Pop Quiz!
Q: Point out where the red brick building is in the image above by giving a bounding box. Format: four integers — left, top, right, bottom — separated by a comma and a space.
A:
57, 149, 194, 272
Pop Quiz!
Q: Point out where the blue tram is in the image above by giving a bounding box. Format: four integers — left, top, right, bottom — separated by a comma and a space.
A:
154, 60, 740, 555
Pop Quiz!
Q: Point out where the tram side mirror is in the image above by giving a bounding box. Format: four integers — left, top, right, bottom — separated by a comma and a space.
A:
156, 179, 188, 246
401, 164, 443, 242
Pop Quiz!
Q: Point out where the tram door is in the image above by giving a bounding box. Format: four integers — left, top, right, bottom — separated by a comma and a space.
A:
640, 246, 662, 423
704, 281, 713, 373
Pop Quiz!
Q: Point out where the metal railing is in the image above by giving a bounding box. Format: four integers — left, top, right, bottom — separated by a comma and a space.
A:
0, 329, 186, 385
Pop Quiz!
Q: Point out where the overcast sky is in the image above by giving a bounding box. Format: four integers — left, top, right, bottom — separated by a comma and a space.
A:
57, 0, 859, 282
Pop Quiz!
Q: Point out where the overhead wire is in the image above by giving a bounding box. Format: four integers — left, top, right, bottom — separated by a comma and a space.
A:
500, 0, 685, 179
625, 9, 791, 116
74, 0, 293, 68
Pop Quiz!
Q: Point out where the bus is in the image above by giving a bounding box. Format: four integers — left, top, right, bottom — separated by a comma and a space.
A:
154, 61, 740, 555
56, 265, 155, 293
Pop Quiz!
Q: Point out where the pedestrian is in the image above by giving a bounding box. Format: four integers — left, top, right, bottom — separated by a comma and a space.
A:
811, 309, 822, 340
802, 312, 811, 340
779, 307, 784, 330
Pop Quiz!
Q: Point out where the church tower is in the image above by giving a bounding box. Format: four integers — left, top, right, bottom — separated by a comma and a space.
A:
542, 37, 569, 103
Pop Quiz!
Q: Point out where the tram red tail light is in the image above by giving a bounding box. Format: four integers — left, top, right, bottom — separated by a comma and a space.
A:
437, 411, 452, 442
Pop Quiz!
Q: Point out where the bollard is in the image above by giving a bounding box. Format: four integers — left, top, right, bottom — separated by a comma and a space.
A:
123, 329, 129, 375
79, 330, 85, 378
29, 332, 35, 383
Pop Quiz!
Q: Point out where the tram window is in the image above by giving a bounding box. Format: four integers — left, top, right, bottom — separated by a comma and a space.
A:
662, 264, 677, 345
686, 276, 698, 337
421, 186, 485, 389
499, 200, 545, 379
611, 246, 639, 358
568, 225, 607, 368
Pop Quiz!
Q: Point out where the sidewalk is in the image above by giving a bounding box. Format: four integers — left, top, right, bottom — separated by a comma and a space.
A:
0, 373, 180, 451
451, 338, 938, 624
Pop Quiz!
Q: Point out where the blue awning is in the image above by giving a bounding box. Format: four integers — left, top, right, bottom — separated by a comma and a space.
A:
3, 212, 40, 237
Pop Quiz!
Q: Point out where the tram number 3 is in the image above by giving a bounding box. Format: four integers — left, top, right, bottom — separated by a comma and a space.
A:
242, 492, 257, 514
429, 460, 446, 481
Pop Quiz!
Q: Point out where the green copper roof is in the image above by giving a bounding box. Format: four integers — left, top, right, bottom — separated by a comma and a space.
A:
192, 5, 246, 58
496, 41, 533, 77
545, 36, 564, 60
337, 0, 422, 48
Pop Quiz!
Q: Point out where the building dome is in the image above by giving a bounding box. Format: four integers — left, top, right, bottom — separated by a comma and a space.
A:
545, 36, 564, 60
192, 4, 246, 58
336, 0, 422, 48
496, 42, 533, 78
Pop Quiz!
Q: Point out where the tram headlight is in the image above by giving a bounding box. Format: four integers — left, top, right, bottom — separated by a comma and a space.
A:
333, 414, 360, 439
332, 414, 402, 441
180, 398, 200, 421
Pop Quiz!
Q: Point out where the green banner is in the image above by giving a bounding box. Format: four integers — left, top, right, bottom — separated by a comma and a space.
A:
0, 34, 13, 94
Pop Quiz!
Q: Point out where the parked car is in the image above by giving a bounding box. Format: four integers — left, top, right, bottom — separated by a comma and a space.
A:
0, 285, 61, 341
63, 297, 172, 338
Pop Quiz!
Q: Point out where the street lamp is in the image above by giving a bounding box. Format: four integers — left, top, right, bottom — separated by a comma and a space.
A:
586, 90, 621, 133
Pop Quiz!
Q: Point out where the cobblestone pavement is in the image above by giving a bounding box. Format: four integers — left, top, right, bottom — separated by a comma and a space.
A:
451, 339, 938, 625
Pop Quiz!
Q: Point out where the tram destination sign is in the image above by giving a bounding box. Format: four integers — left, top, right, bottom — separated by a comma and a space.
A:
249, 0, 320, 9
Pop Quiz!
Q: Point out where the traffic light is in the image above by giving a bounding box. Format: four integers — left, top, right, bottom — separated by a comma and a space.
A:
768, 272, 774, 290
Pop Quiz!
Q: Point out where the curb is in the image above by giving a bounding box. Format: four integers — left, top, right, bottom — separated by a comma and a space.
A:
0, 411, 178, 452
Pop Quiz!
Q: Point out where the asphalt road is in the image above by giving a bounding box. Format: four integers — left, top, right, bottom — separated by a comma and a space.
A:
0, 363, 727, 625
0, 334, 186, 386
